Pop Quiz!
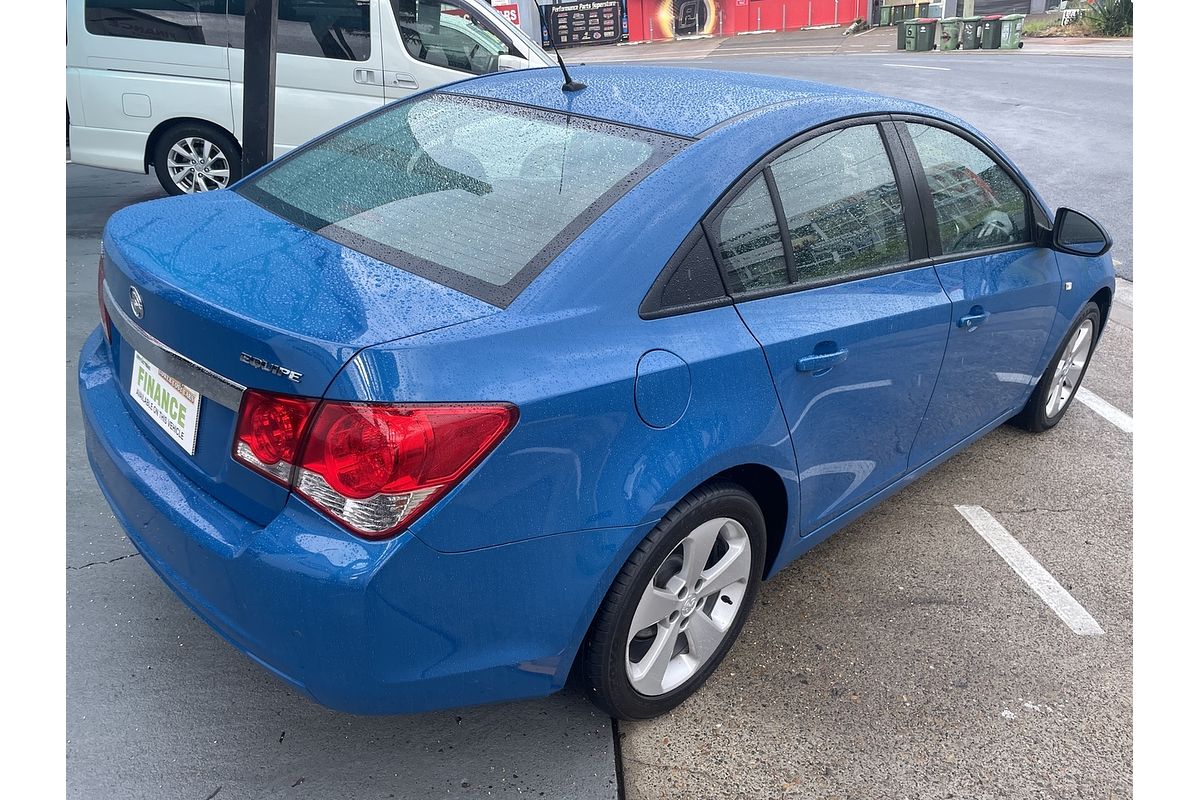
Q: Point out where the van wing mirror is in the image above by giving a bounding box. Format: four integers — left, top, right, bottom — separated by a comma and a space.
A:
1051, 207, 1112, 257
497, 54, 529, 71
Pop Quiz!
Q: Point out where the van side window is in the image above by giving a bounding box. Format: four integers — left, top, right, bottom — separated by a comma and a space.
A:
392, 0, 520, 75
227, 0, 372, 61
85, 0, 227, 46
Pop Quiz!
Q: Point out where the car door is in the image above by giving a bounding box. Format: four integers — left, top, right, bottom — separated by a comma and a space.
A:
712, 120, 952, 536
899, 119, 1062, 469
380, 0, 530, 102
229, 0, 386, 155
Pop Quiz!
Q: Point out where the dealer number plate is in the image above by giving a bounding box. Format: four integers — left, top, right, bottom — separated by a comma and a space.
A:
129, 351, 201, 455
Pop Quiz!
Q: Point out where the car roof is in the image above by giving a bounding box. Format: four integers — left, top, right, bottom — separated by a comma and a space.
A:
450, 64, 952, 138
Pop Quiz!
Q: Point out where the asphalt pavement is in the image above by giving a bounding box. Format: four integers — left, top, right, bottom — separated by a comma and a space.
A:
66, 31, 1132, 800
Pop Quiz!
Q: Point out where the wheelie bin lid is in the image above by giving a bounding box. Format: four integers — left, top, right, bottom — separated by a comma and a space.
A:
917, 17, 938, 23
982, 14, 1004, 19
1001, 13, 1025, 19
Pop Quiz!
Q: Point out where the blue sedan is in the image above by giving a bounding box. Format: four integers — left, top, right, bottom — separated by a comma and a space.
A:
79, 65, 1115, 720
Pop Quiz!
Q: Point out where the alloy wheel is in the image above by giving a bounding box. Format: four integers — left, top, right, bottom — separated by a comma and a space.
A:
166, 136, 232, 193
1046, 318, 1094, 418
625, 517, 753, 696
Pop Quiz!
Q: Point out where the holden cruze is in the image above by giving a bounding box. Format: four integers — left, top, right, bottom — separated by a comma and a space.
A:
79, 65, 1115, 720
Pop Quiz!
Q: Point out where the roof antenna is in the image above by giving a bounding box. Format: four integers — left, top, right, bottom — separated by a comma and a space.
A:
536, 3, 586, 92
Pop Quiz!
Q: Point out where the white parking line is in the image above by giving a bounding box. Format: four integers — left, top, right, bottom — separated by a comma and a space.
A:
955, 505, 1104, 636
1076, 387, 1133, 433
882, 63, 951, 71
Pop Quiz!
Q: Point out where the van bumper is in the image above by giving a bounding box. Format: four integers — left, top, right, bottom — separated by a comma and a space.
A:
69, 125, 149, 174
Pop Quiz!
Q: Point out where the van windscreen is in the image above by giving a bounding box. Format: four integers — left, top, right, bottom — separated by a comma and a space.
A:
237, 93, 687, 306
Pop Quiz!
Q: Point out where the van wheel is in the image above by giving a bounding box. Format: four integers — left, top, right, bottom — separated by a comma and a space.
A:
581, 482, 766, 720
153, 123, 241, 196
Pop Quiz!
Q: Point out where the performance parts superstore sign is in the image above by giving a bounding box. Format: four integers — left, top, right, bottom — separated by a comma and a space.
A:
549, 0, 621, 45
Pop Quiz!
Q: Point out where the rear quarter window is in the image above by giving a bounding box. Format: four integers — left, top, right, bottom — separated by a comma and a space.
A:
237, 93, 687, 306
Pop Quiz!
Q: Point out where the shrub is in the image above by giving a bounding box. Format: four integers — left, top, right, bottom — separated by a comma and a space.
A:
1086, 0, 1133, 37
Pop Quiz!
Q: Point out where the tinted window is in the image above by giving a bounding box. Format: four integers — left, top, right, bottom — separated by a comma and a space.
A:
228, 0, 371, 60
237, 93, 685, 305
771, 125, 909, 285
715, 175, 788, 294
393, 0, 519, 74
85, 0, 226, 45
906, 123, 1030, 255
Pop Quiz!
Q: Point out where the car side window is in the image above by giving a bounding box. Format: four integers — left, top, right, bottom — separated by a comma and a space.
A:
393, 0, 519, 75
770, 124, 910, 286
905, 123, 1030, 256
714, 174, 789, 294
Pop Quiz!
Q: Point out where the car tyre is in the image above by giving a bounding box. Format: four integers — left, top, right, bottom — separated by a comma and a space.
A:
153, 123, 241, 196
581, 481, 766, 720
1011, 301, 1101, 433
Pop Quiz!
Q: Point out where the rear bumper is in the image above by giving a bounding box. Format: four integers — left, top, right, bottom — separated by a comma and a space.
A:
78, 328, 644, 714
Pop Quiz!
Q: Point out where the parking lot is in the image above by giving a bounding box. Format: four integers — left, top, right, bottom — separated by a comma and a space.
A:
66, 34, 1132, 800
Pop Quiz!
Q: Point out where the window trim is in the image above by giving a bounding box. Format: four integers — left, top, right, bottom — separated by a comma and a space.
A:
892, 114, 1049, 263
700, 115, 933, 303
638, 225, 732, 320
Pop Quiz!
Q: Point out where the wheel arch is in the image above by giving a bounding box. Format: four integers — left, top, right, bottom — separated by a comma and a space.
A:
143, 117, 241, 173
1089, 285, 1113, 335
564, 460, 794, 690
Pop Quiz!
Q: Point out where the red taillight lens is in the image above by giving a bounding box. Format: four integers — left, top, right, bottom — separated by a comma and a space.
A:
232, 393, 517, 539
98, 250, 111, 344
233, 391, 318, 485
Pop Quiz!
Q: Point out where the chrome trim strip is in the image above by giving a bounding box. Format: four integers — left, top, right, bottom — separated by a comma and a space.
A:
103, 282, 246, 411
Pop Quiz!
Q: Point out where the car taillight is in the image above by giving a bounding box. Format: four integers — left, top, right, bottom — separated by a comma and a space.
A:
98, 249, 111, 344
233, 391, 517, 539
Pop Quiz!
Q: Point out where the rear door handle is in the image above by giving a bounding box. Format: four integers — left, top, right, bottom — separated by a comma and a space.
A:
796, 348, 849, 373
957, 306, 991, 330
353, 68, 378, 85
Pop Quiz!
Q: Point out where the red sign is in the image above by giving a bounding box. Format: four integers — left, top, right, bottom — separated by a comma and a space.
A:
493, 2, 520, 25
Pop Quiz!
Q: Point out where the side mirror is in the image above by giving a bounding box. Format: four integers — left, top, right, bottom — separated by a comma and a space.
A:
1051, 207, 1112, 257
497, 54, 529, 72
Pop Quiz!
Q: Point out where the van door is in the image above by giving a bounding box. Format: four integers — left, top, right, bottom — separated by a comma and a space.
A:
379, 0, 534, 102
228, 0, 387, 156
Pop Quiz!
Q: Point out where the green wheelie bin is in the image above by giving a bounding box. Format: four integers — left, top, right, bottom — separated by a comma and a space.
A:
979, 14, 1004, 49
897, 18, 909, 50
903, 19, 918, 51
999, 13, 1025, 49
939, 17, 962, 50
913, 18, 938, 51
961, 16, 983, 49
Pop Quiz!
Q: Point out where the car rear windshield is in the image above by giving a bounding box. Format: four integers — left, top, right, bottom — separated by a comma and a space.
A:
237, 92, 688, 306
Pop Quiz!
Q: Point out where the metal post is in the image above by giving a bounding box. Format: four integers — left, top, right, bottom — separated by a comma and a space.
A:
242, 0, 279, 175
783, 4, 787, 30
834, 0, 840, 25
808, 1, 812, 27
649, 18, 654, 41
757, 7, 761, 30
719, 9, 723, 35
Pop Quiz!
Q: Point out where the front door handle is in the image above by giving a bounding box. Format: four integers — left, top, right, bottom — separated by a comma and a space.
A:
385, 71, 419, 89
957, 306, 991, 330
796, 348, 849, 374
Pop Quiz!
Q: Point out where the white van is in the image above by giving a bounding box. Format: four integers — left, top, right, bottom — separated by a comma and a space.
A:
66, 0, 554, 195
